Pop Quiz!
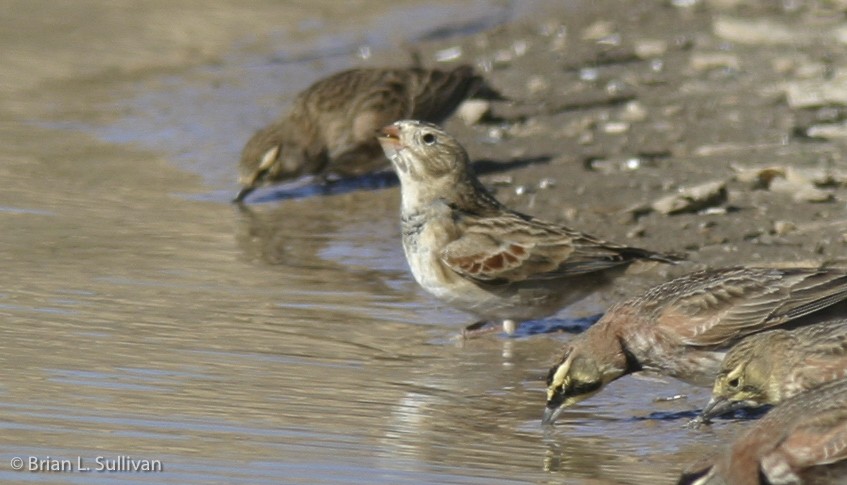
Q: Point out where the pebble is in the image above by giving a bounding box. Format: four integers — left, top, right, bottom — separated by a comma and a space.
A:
806, 123, 847, 140
784, 70, 847, 108
713, 16, 798, 45
435, 46, 463, 62
689, 52, 740, 72
457, 100, 490, 125
773, 221, 796, 236
634, 39, 668, 59
651, 180, 728, 215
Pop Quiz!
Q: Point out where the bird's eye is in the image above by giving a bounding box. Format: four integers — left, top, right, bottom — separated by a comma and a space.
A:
422, 133, 436, 145
727, 377, 740, 389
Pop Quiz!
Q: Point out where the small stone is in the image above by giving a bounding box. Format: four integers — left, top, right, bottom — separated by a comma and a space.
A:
806, 123, 847, 140
770, 177, 834, 203
713, 16, 798, 45
620, 101, 648, 122
561, 207, 578, 221
602, 121, 630, 134
689, 52, 740, 72
511, 39, 529, 57
784, 70, 847, 108
835, 25, 847, 44
652, 180, 728, 215
733, 166, 787, 188
627, 226, 646, 238
488, 175, 513, 186
515, 185, 532, 195
579, 67, 599, 82
634, 39, 668, 59
457, 100, 490, 125
583, 20, 615, 41
773, 221, 796, 236
493, 49, 514, 66
624, 158, 642, 170
700, 207, 727, 215
486, 126, 506, 141
527, 76, 549, 95
538, 178, 556, 190
434, 46, 463, 62
597, 33, 622, 47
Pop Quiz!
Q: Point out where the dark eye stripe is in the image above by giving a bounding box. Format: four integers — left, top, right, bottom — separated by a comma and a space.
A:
546, 379, 603, 408
570, 380, 603, 397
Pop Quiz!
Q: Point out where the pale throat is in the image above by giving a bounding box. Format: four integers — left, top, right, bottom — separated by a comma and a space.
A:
400, 180, 428, 214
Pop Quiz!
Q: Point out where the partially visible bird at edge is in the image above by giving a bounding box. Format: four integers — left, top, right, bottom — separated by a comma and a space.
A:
543, 265, 847, 425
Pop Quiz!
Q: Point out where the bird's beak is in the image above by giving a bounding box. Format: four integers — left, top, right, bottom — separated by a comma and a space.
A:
233, 185, 256, 203
232, 145, 281, 203
377, 124, 403, 158
378, 124, 401, 142
699, 396, 744, 423
542, 404, 565, 426
233, 169, 264, 203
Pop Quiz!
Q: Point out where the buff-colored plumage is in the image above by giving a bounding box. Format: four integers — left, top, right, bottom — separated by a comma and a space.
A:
234, 65, 498, 202
543, 266, 847, 425
698, 317, 847, 422
679, 378, 847, 485
377, 120, 677, 334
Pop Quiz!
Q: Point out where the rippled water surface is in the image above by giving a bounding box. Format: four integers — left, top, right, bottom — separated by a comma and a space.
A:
1, 1, 738, 483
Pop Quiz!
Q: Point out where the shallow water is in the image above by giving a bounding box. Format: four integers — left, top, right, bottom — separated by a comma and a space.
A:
1, 1, 742, 483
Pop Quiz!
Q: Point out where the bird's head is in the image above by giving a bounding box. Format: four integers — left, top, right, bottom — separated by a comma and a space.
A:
542, 344, 607, 425
377, 120, 473, 211
234, 125, 306, 203
699, 341, 773, 421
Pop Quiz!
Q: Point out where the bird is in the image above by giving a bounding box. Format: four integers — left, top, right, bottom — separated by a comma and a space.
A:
696, 317, 847, 423
234, 65, 502, 202
376, 119, 679, 336
543, 265, 847, 425
678, 378, 847, 485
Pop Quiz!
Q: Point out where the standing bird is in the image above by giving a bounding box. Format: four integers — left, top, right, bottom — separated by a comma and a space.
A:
678, 378, 847, 485
376, 120, 678, 336
543, 266, 847, 425
697, 317, 847, 423
234, 65, 500, 202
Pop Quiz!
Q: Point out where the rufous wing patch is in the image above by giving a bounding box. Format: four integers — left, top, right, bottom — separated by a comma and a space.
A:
441, 235, 532, 282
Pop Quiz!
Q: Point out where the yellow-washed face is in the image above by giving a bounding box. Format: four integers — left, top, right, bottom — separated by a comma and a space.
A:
699, 353, 772, 422
542, 346, 606, 425
711, 358, 769, 407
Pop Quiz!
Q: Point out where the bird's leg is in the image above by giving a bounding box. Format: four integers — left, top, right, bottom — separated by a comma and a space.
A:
462, 320, 499, 338
461, 319, 519, 338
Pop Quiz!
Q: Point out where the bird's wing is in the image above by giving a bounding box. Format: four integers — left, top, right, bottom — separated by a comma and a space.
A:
662, 268, 847, 347
440, 212, 657, 284
792, 323, 847, 390
408, 65, 483, 123
771, 408, 847, 469
317, 70, 414, 172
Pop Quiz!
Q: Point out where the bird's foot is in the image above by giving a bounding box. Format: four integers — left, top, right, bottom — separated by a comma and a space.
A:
684, 415, 710, 429
460, 319, 518, 339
